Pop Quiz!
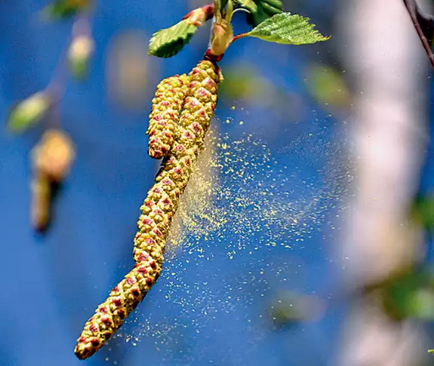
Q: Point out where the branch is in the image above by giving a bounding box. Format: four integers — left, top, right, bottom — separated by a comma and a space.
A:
403, 0, 434, 68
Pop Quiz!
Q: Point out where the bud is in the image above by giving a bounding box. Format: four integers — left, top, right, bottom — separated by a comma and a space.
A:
31, 129, 75, 182
42, 0, 91, 20
7, 92, 51, 133
210, 19, 233, 56
68, 35, 94, 79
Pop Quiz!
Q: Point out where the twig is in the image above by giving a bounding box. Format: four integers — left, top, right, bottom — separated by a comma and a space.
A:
402, 0, 434, 68
231, 32, 249, 42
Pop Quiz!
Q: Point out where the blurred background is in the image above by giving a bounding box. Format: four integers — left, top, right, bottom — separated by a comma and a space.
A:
1, 0, 434, 365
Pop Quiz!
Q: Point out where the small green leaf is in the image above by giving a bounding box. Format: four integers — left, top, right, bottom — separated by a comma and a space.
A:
246, 13, 330, 45
42, 0, 89, 21
7, 92, 52, 133
148, 20, 198, 58
236, 0, 283, 26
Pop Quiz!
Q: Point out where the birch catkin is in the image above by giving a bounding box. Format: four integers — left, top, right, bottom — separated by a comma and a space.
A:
74, 60, 221, 360
30, 129, 75, 232
147, 74, 189, 159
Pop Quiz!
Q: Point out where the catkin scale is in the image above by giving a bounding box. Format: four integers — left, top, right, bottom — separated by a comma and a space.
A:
74, 60, 221, 360
147, 74, 189, 159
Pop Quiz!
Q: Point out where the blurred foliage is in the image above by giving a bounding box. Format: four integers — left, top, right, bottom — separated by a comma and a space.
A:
42, 0, 90, 20
412, 194, 434, 231
7, 92, 52, 133
269, 291, 323, 328
107, 30, 152, 112
304, 64, 351, 110
219, 63, 280, 102
219, 63, 304, 120
369, 266, 434, 321
247, 13, 329, 45
235, 0, 283, 26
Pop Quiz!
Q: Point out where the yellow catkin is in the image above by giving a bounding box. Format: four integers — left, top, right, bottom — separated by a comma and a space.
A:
147, 74, 189, 159
74, 60, 221, 360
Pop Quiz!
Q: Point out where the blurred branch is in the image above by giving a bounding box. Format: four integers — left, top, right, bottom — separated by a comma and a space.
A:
403, 0, 434, 67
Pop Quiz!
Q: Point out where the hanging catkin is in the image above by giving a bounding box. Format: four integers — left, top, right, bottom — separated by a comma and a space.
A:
30, 129, 75, 232
147, 74, 189, 159
74, 60, 221, 360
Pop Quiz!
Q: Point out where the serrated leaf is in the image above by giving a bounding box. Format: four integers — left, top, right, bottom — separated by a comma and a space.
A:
236, 0, 283, 26
148, 20, 198, 58
7, 92, 52, 133
247, 13, 330, 45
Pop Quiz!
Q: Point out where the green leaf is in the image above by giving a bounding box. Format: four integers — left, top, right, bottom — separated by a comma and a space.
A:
42, 0, 89, 21
148, 20, 198, 58
236, 0, 283, 26
7, 92, 52, 133
246, 13, 330, 45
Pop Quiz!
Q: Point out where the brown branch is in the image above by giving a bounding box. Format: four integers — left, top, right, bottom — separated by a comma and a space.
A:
402, 0, 434, 68
182, 4, 215, 26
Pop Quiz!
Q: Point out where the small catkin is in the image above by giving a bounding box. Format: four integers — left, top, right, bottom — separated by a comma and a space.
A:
74, 60, 221, 360
30, 129, 75, 232
147, 74, 189, 159
30, 174, 51, 233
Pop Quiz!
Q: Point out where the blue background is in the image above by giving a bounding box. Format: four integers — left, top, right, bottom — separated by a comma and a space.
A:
0, 1, 354, 365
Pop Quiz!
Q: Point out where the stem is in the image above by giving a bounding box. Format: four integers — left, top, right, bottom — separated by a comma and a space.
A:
44, 44, 68, 105
182, 3, 215, 24
206, 1, 218, 56
231, 32, 249, 42
45, 14, 90, 103
402, 0, 434, 68
72, 13, 93, 38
